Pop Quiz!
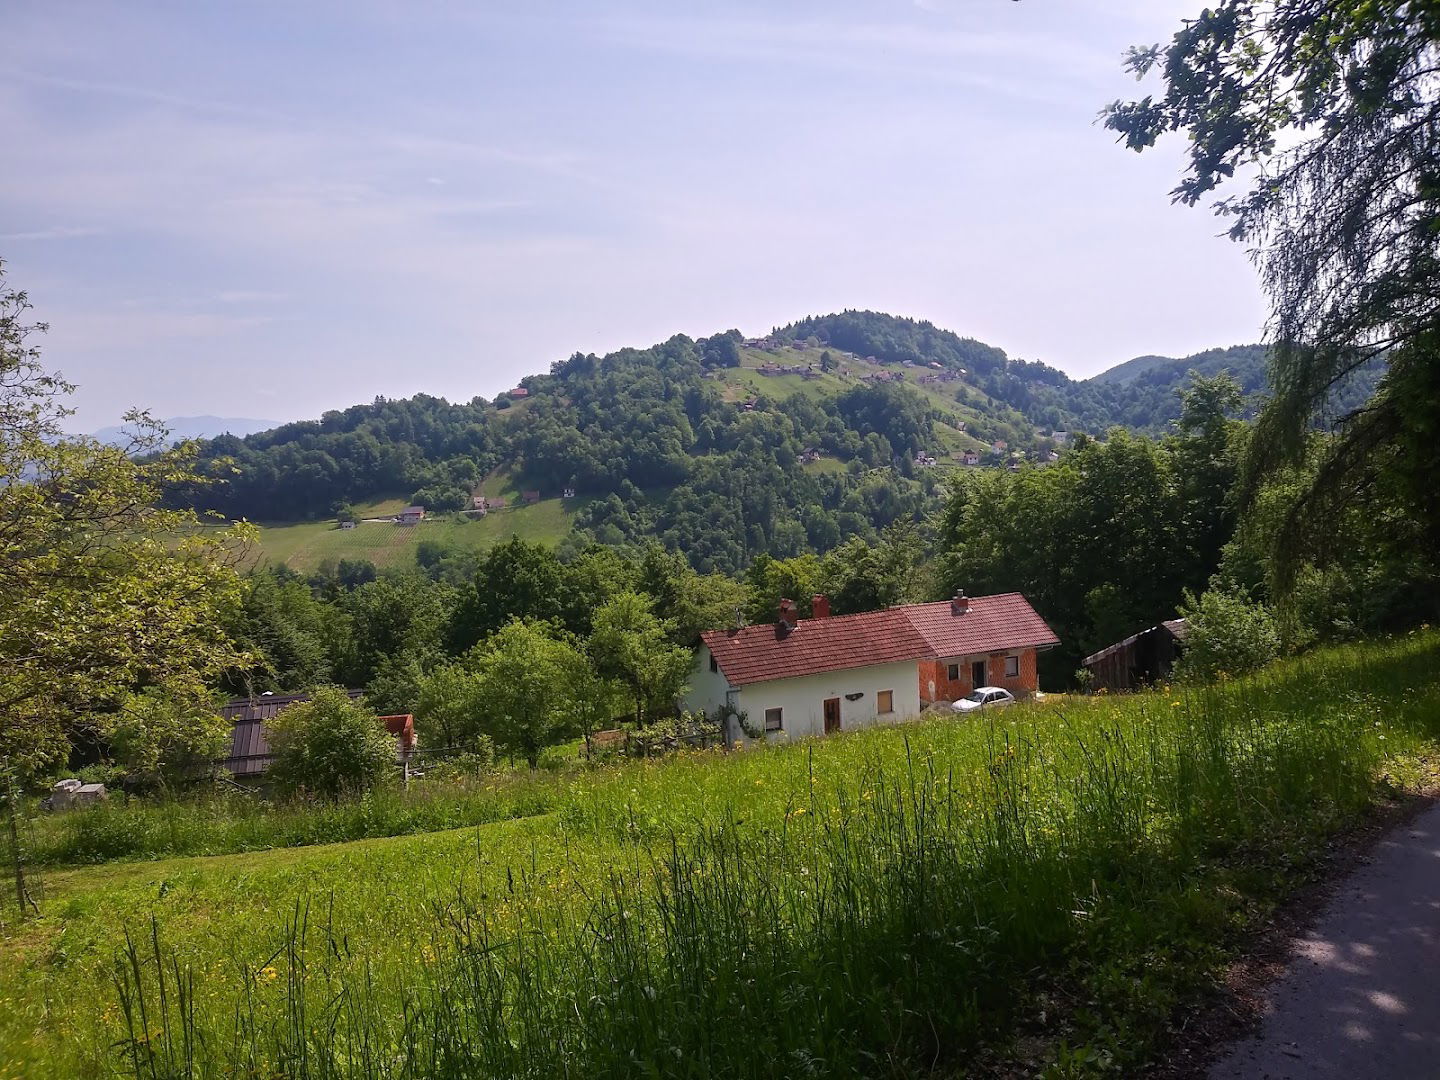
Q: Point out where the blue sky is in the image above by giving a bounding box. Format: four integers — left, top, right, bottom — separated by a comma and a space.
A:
2, 1, 1265, 430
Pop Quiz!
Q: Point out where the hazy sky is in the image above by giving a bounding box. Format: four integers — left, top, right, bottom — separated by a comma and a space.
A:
3, 0, 1266, 430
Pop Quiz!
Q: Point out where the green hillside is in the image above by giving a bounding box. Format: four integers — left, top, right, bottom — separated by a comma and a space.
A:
252, 495, 582, 572
190, 311, 1382, 575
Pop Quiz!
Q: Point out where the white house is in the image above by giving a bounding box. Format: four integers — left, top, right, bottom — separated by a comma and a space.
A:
685, 593, 1059, 744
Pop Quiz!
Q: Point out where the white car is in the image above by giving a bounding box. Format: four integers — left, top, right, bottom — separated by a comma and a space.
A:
952, 687, 1015, 712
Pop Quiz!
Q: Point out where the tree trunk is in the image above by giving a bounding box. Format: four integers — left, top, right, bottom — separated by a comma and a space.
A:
5, 771, 29, 918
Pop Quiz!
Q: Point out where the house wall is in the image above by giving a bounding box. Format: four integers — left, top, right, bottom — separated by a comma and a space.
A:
682, 645, 736, 724
685, 650, 921, 743
918, 648, 1041, 705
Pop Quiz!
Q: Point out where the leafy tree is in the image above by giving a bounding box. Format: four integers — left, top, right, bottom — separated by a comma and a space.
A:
742, 553, 823, 626
414, 662, 486, 750
1174, 588, 1279, 684
222, 571, 343, 695
587, 592, 692, 726
105, 688, 230, 792
1105, 1, 1440, 598
1167, 373, 1246, 596
265, 686, 396, 797
448, 538, 567, 651
467, 621, 595, 767
819, 523, 922, 615
0, 262, 252, 782
936, 429, 1190, 674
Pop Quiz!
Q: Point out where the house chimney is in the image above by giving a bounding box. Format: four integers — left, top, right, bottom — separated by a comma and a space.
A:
811, 594, 831, 619
951, 590, 970, 616
777, 598, 799, 634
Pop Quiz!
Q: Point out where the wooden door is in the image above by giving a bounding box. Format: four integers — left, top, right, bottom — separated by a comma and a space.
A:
971, 660, 986, 688
823, 697, 841, 734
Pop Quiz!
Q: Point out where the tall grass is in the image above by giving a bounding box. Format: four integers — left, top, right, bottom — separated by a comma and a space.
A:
100, 633, 1440, 1078
25, 770, 565, 866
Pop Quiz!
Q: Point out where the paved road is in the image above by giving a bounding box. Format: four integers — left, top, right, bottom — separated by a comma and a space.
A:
1209, 801, 1440, 1079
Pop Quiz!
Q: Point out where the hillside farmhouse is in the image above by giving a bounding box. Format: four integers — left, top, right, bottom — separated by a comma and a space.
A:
397, 505, 425, 525
685, 592, 1058, 743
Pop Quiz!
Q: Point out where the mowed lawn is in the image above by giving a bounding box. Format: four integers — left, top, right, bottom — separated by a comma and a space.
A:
4, 634, 1440, 1077
250, 496, 581, 572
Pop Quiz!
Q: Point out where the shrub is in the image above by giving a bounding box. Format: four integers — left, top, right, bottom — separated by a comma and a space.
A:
419, 742, 496, 784
1175, 587, 1280, 683
265, 687, 396, 798
105, 689, 230, 793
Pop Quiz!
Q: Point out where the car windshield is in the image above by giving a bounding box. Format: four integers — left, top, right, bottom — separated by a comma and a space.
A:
962, 690, 987, 703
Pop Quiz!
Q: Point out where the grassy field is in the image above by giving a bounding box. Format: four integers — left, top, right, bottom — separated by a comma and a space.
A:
4, 633, 1440, 1077
250, 496, 581, 572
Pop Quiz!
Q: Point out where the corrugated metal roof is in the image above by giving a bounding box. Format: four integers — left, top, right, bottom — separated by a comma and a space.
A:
701, 593, 1058, 688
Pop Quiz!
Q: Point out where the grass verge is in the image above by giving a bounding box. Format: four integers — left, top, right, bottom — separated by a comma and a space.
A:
2, 632, 1438, 1077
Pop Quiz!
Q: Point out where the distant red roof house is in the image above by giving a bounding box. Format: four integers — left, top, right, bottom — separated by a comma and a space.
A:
398, 505, 424, 524
687, 593, 1059, 742
509, 387, 530, 398
379, 714, 417, 760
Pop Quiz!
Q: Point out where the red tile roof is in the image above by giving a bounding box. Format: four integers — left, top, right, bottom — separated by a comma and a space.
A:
701, 593, 1058, 687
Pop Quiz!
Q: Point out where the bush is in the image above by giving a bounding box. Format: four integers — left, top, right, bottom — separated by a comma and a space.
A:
105, 689, 230, 793
419, 742, 496, 784
265, 687, 396, 798
1175, 587, 1280, 683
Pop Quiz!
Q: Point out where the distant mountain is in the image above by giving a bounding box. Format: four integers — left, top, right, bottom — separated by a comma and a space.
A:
93, 415, 280, 446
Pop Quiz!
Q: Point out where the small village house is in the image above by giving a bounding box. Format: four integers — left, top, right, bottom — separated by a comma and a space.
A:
509, 387, 530, 398
397, 505, 425, 525
685, 592, 1058, 743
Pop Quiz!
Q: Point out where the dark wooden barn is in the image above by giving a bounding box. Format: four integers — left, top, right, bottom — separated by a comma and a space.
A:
1081, 619, 1189, 691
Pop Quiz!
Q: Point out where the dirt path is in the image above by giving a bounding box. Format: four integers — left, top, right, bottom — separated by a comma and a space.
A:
1208, 801, 1440, 1078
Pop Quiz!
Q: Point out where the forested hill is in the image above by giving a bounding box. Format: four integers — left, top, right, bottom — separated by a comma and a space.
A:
187, 311, 1288, 574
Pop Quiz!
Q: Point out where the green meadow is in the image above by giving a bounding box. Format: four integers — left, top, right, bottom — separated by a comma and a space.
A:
249, 497, 581, 573
4, 633, 1439, 1077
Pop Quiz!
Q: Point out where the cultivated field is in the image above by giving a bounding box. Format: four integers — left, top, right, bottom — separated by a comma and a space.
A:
3, 634, 1438, 1077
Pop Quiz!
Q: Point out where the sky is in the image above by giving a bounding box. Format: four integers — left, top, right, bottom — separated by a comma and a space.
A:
1, 0, 1267, 431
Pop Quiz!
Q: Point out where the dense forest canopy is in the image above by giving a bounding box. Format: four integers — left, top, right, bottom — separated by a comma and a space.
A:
184, 310, 1377, 578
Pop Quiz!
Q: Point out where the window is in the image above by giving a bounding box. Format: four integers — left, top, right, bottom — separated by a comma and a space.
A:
877, 690, 894, 714
947, 663, 960, 681
1005, 655, 1020, 678
709, 653, 718, 673
765, 707, 783, 732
